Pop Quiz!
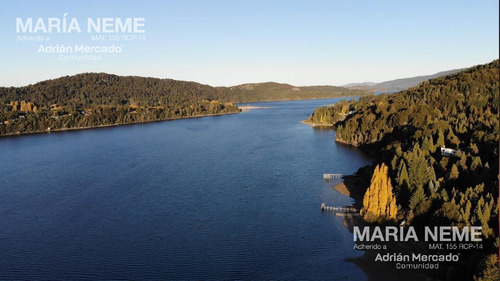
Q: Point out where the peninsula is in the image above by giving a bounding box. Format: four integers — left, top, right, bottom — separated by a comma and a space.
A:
307, 60, 499, 281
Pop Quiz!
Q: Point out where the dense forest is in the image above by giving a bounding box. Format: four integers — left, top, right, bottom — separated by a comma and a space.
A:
228, 82, 370, 102
0, 73, 369, 136
307, 60, 499, 281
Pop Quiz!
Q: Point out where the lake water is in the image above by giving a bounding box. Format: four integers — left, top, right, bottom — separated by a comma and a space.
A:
0, 98, 372, 280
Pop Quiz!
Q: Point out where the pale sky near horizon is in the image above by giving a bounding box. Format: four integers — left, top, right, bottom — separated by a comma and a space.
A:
0, 0, 498, 87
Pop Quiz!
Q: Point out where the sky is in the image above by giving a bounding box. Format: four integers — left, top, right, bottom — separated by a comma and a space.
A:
0, 0, 498, 87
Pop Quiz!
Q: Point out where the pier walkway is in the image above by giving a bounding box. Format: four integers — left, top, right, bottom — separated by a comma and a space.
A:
321, 203, 360, 216
323, 173, 343, 180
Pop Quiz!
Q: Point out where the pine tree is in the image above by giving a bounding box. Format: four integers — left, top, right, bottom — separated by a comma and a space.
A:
446, 129, 460, 147
427, 136, 436, 153
409, 185, 425, 210
448, 164, 459, 180
470, 143, 479, 154
440, 189, 449, 201
428, 180, 438, 194
471, 156, 483, 171
459, 200, 472, 225
459, 153, 467, 170
391, 155, 398, 171
361, 163, 398, 223
397, 161, 409, 191
436, 130, 445, 147
428, 165, 437, 182
408, 147, 429, 191
422, 136, 435, 153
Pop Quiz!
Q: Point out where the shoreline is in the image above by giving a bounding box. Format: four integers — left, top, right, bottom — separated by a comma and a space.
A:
301, 120, 334, 127
234, 94, 372, 105
0, 96, 364, 138
334, 137, 360, 147
0, 110, 241, 138
332, 176, 437, 281
238, 105, 273, 111
332, 175, 367, 208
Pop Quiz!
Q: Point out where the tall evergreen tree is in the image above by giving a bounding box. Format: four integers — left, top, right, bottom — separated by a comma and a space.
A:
471, 156, 483, 171
397, 160, 410, 191
409, 185, 425, 211
361, 163, 398, 223
436, 129, 445, 147
448, 164, 460, 180
408, 148, 429, 191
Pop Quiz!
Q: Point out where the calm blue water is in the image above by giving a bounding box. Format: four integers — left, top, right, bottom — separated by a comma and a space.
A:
0, 98, 371, 280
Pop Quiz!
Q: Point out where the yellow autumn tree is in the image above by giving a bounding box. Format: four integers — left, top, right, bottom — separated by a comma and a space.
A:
361, 163, 398, 223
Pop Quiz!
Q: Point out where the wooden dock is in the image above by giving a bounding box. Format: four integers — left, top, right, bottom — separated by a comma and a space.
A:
321, 203, 359, 215
335, 212, 360, 217
323, 173, 343, 180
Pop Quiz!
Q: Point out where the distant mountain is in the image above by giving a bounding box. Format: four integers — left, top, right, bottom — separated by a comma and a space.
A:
344, 68, 464, 92
341, 82, 377, 88
228, 82, 370, 102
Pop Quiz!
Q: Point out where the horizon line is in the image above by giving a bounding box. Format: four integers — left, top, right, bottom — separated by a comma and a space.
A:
1, 59, 497, 89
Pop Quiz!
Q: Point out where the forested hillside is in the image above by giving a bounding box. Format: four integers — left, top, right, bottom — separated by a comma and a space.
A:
307, 60, 499, 280
0, 73, 240, 135
229, 82, 370, 102
0, 73, 369, 136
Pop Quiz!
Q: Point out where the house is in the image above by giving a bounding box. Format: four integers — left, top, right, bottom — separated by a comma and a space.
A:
440, 147, 457, 157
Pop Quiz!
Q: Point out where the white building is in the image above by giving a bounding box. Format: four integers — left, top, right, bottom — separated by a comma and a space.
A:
440, 147, 457, 157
